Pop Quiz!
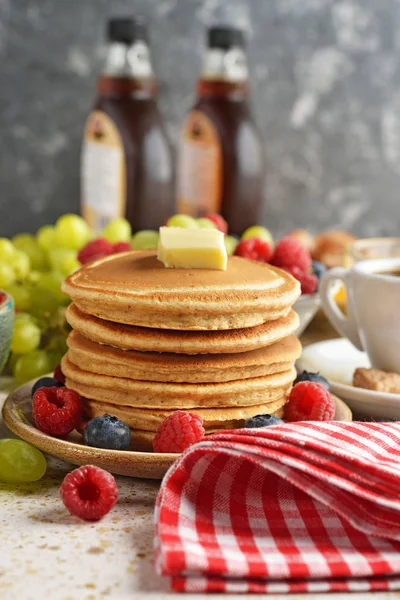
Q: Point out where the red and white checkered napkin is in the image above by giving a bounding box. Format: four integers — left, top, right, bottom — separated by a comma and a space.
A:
154, 422, 400, 594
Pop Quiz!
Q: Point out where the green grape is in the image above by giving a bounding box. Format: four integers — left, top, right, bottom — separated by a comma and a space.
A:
47, 332, 68, 370
37, 225, 57, 251
0, 263, 16, 289
62, 256, 80, 275
29, 286, 60, 320
131, 230, 159, 250
7, 352, 19, 375
241, 226, 274, 245
0, 238, 17, 261
102, 218, 132, 243
38, 271, 69, 305
224, 235, 238, 256
0, 439, 47, 482
48, 248, 79, 276
12, 235, 47, 271
55, 214, 91, 250
196, 218, 217, 229
7, 283, 31, 311
14, 312, 37, 325
166, 214, 199, 229
12, 233, 35, 249
14, 350, 51, 386
11, 320, 41, 354
27, 270, 42, 284
10, 250, 30, 280
47, 349, 64, 372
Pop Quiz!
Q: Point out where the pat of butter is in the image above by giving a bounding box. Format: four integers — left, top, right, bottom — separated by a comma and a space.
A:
158, 227, 228, 270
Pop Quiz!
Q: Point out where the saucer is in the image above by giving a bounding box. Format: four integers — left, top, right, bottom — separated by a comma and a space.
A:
294, 293, 321, 336
297, 338, 400, 419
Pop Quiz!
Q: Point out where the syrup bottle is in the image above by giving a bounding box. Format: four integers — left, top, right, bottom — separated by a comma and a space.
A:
81, 18, 174, 232
176, 26, 264, 236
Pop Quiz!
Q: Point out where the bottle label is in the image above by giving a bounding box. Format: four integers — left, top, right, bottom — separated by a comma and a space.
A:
176, 110, 222, 215
81, 110, 126, 231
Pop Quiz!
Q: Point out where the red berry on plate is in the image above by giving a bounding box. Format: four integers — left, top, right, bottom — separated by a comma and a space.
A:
271, 236, 312, 273
113, 241, 132, 253
53, 363, 66, 384
77, 238, 114, 265
204, 213, 228, 234
298, 271, 318, 294
33, 387, 82, 437
60, 465, 118, 521
286, 381, 335, 422
153, 410, 205, 453
284, 265, 318, 294
235, 238, 273, 263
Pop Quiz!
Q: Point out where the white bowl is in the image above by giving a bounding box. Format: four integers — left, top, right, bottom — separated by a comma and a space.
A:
294, 293, 321, 337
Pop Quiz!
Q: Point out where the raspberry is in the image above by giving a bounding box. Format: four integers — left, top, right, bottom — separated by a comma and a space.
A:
153, 410, 205, 453
113, 241, 132, 253
271, 236, 312, 273
60, 465, 118, 521
78, 238, 114, 265
286, 382, 335, 422
204, 213, 228, 234
33, 387, 82, 436
53, 363, 66, 384
285, 265, 318, 294
235, 238, 273, 263
298, 271, 318, 294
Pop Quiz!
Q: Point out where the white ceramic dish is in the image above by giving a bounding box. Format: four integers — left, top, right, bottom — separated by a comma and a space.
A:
297, 338, 400, 420
294, 293, 321, 336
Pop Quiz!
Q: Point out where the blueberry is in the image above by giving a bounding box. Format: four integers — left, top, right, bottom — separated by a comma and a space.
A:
32, 377, 64, 398
294, 370, 330, 391
83, 414, 131, 450
243, 414, 284, 429
312, 260, 326, 280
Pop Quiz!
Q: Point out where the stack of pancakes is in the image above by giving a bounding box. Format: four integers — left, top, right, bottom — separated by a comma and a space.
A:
61, 251, 301, 451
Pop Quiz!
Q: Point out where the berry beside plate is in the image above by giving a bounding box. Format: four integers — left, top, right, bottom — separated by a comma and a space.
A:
60, 465, 118, 521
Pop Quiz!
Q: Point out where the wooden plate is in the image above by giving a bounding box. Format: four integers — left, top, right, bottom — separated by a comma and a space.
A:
2, 381, 352, 480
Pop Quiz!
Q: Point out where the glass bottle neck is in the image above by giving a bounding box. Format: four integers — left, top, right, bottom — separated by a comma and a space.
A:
198, 46, 249, 98
98, 41, 156, 97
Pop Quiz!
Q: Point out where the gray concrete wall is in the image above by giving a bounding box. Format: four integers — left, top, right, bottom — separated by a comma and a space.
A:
1, 0, 400, 237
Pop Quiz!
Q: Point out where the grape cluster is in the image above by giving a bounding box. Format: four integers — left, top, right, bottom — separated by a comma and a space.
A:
1, 215, 139, 385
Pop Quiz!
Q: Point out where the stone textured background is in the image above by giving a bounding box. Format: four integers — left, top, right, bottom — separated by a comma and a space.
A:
1, 0, 400, 238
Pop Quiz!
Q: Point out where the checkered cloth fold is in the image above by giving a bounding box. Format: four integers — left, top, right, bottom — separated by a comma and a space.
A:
154, 422, 400, 593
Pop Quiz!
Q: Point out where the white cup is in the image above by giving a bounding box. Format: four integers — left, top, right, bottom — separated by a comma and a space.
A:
319, 257, 400, 372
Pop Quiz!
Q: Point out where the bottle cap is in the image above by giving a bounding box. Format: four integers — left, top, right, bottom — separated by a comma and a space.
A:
208, 26, 245, 50
107, 18, 148, 45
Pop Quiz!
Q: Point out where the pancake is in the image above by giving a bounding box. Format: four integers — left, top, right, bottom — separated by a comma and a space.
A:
62, 355, 295, 409
62, 251, 301, 330
67, 331, 302, 383
66, 304, 300, 355
81, 396, 288, 432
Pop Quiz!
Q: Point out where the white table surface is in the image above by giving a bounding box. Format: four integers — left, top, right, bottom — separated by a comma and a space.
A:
0, 383, 399, 600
